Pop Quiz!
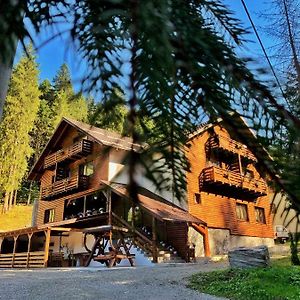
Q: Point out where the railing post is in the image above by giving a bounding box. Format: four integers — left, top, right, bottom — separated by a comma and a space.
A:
26, 233, 33, 268
44, 229, 51, 267
12, 235, 18, 267
152, 217, 158, 263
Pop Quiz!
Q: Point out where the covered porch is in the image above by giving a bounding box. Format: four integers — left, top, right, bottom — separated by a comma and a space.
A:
0, 226, 74, 268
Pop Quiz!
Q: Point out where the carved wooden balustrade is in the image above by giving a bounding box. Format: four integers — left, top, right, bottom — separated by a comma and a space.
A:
206, 134, 257, 162
44, 139, 93, 169
41, 174, 89, 200
200, 166, 267, 197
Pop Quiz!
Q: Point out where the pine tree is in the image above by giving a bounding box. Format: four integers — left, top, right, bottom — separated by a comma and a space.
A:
53, 63, 73, 96
0, 46, 40, 212
51, 64, 88, 127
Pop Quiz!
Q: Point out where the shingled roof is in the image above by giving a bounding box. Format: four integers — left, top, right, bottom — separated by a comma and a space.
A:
101, 181, 206, 224
28, 117, 144, 180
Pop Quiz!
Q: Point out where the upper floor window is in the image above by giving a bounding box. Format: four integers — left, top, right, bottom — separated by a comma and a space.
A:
236, 203, 248, 221
44, 208, 55, 223
80, 161, 94, 176
194, 193, 201, 204
255, 207, 266, 224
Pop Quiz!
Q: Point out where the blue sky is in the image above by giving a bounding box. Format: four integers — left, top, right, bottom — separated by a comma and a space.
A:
17, 1, 276, 97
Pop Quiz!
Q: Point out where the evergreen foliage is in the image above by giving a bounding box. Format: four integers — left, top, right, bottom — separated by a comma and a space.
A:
1, 1, 300, 207
0, 47, 40, 212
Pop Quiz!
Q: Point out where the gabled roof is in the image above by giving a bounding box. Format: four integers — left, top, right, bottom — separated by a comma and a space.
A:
188, 112, 298, 202
28, 117, 144, 181
188, 113, 273, 163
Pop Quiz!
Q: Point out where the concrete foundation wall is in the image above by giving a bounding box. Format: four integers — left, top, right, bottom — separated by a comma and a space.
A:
188, 227, 204, 257
188, 227, 275, 257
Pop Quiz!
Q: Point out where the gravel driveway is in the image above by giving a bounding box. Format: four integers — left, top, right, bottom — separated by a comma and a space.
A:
0, 262, 227, 300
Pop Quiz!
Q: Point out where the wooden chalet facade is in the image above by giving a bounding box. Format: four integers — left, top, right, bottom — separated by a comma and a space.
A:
186, 120, 274, 256
0, 118, 204, 268
0, 116, 275, 268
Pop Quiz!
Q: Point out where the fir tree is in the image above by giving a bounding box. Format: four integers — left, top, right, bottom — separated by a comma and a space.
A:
0, 47, 40, 212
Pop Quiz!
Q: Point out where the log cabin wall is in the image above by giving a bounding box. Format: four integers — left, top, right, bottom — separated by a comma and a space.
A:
165, 222, 188, 260
186, 124, 274, 239
37, 128, 109, 226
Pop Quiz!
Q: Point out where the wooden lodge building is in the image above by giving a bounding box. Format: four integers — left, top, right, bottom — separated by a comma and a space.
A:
0, 117, 274, 268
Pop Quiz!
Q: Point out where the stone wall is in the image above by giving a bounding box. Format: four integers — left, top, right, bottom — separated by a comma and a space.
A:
189, 227, 274, 256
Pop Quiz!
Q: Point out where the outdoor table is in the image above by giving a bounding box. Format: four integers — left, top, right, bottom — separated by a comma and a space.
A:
83, 225, 135, 267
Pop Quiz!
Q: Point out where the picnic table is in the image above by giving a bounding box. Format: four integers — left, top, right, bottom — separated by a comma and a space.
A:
83, 225, 135, 268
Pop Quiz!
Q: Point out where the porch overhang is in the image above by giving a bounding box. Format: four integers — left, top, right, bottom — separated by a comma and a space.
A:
100, 181, 206, 225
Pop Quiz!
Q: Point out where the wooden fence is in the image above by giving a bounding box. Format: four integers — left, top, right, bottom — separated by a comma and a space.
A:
0, 251, 45, 268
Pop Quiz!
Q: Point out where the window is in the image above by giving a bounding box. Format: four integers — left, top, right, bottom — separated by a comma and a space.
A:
80, 162, 94, 176
236, 203, 248, 221
194, 193, 201, 204
255, 207, 266, 224
44, 209, 55, 223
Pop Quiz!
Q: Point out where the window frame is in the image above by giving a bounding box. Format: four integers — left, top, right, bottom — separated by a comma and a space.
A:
194, 193, 201, 204
255, 206, 266, 224
236, 203, 249, 222
44, 208, 55, 223
80, 161, 94, 177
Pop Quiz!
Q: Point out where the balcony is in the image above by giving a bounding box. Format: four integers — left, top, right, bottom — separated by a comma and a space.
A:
41, 174, 89, 200
44, 139, 93, 169
206, 135, 257, 162
200, 166, 267, 198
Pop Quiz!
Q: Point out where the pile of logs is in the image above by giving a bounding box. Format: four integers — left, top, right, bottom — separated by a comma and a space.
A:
228, 245, 270, 268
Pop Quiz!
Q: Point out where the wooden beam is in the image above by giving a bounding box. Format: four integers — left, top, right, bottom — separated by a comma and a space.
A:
27, 233, 33, 268
50, 227, 74, 232
12, 235, 18, 267
152, 217, 158, 263
107, 189, 112, 225
192, 223, 211, 257
43, 229, 51, 267
0, 238, 3, 254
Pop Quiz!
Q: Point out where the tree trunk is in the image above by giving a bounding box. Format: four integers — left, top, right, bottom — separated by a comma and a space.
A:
13, 189, 17, 206
0, 1, 19, 121
3, 192, 9, 213
27, 181, 33, 205
8, 191, 13, 210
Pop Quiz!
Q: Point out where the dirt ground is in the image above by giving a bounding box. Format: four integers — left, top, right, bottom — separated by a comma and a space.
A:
0, 262, 227, 300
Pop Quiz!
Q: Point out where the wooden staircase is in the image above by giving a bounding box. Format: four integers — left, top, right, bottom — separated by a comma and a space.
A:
111, 212, 185, 264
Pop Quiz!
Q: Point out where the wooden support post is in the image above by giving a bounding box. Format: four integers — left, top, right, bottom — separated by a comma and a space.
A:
12, 236, 18, 267
0, 238, 3, 254
192, 223, 211, 257
27, 233, 33, 268
44, 229, 51, 267
152, 217, 158, 263
238, 154, 243, 175
83, 195, 87, 215
107, 189, 112, 225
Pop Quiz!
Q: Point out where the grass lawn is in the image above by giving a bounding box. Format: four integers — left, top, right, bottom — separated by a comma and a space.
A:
188, 257, 300, 300
0, 205, 32, 231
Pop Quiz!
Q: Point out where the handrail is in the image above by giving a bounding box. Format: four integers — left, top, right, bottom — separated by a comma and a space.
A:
111, 212, 153, 245
206, 134, 257, 162
44, 139, 92, 169
201, 165, 267, 194
41, 174, 89, 199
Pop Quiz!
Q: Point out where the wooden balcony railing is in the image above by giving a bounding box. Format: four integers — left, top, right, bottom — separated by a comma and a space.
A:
206, 134, 257, 162
44, 139, 93, 169
200, 166, 267, 196
41, 174, 89, 200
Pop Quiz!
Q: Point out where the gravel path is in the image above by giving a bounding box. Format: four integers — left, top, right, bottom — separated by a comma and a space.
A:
0, 262, 228, 300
